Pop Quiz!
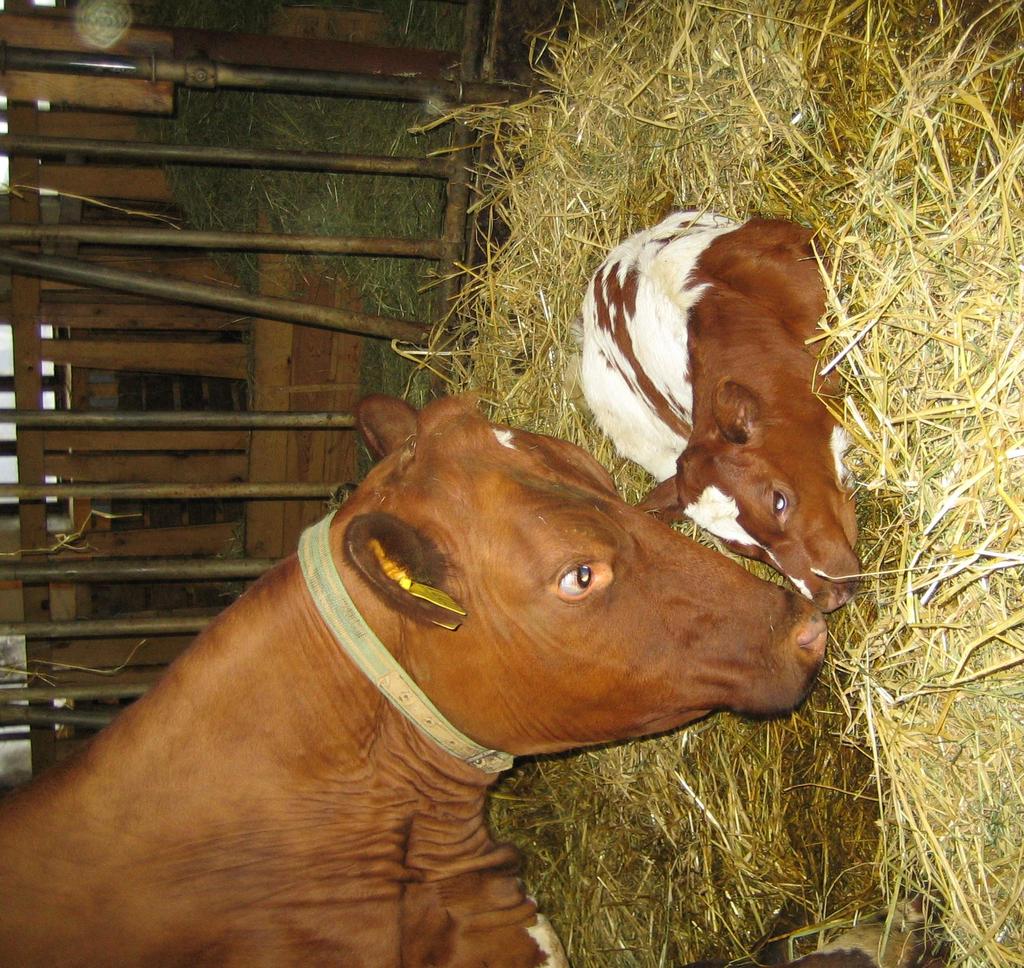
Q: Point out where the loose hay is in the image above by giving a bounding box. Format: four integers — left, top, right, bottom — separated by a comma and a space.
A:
429, 1, 1024, 964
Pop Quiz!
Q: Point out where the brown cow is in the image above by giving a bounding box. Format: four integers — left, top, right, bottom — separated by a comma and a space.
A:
0, 394, 826, 967
579, 211, 860, 611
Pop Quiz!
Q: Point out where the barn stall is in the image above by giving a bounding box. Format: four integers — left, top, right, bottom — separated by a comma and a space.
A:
1, 1, 1022, 966
0, 0, 491, 776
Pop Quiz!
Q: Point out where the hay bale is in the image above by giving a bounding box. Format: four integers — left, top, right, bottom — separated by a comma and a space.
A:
431, 1, 1024, 964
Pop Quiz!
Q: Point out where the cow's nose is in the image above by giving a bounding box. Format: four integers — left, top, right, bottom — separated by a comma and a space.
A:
814, 550, 862, 612
814, 576, 859, 613
793, 610, 827, 661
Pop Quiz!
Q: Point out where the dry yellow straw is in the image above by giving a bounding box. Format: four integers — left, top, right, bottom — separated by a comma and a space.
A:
418, 1, 1024, 964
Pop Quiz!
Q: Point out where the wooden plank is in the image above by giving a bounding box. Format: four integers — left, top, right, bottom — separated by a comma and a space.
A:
47, 452, 248, 484
281, 281, 362, 545
68, 375, 95, 621
60, 522, 241, 558
283, 323, 332, 546
44, 429, 249, 452
42, 666, 171, 689
36, 110, 141, 141
7, 94, 54, 773
269, 7, 386, 44
173, 25, 451, 78
0, 11, 173, 113
245, 240, 364, 558
38, 300, 246, 331
40, 254, 237, 289
45, 636, 194, 670
41, 338, 248, 380
0, 12, 173, 55
37, 164, 172, 202
1, 74, 173, 114
245, 247, 295, 559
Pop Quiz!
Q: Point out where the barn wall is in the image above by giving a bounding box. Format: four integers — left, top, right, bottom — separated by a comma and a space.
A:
0, 0, 483, 776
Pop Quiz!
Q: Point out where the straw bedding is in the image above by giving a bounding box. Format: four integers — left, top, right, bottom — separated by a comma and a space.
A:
430, 1, 1024, 964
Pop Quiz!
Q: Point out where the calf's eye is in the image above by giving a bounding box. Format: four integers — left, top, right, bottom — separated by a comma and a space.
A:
773, 491, 788, 515
558, 564, 593, 600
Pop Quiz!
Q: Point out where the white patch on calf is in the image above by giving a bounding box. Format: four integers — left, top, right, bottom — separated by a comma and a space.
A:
789, 576, 813, 601
527, 914, 569, 968
580, 282, 684, 481
831, 424, 852, 487
684, 486, 763, 550
766, 549, 815, 602
493, 428, 516, 450
579, 211, 737, 482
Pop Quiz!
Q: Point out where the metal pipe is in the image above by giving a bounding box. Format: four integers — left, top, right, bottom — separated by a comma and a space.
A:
0, 410, 354, 430
0, 375, 62, 392
0, 133, 452, 178
0, 683, 149, 703
437, 0, 484, 317
0, 248, 428, 341
0, 557, 274, 583
0, 482, 341, 500
0, 706, 116, 729
0, 224, 448, 259
1, 45, 523, 105
0, 615, 211, 638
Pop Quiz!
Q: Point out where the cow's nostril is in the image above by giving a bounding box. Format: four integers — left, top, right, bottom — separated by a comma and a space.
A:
814, 577, 857, 613
795, 612, 827, 658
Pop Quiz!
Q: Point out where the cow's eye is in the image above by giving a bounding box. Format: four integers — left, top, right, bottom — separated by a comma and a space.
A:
772, 491, 788, 516
558, 564, 594, 600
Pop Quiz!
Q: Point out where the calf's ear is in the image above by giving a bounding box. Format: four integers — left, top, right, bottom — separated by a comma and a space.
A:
344, 512, 466, 630
356, 395, 418, 459
638, 476, 684, 519
713, 380, 761, 445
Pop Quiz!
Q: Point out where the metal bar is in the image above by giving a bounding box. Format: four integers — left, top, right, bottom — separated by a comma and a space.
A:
0, 248, 428, 341
0, 615, 211, 638
0, 683, 149, 703
0, 557, 275, 582
437, 0, 485, 317
460, 0, 487, 83
0, 482, 339, 500
1, 46, 523, 105
0, 375, 63, 392
0, 224, 448, 259
0, 706, 116, 728
0, 133, 453, 178
0, 410, 354, 429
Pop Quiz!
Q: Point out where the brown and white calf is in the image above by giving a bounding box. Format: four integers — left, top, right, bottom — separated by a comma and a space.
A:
580, 211, 860, 611
0, 395, 827, 967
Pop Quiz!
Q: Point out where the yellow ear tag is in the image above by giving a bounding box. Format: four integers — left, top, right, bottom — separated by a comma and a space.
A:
368, 539, 467, 629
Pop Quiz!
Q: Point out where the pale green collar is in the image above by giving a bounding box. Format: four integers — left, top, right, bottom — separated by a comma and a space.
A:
298, 513, 513, 774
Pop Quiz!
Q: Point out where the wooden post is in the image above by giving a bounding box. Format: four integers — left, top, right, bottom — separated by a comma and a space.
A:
8, 100, 55, 772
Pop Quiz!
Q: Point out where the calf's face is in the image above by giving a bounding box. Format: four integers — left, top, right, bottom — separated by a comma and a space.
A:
342, 395, 827, 757
668, 380, 860, 613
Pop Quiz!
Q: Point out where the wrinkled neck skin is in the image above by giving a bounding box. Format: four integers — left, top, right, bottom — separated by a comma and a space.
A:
0, 523, 551, 968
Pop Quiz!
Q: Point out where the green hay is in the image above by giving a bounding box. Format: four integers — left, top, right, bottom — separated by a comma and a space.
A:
140, 0, 459, 396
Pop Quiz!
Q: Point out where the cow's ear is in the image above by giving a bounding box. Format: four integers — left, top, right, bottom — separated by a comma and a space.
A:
344, 512, 466, 630
713, 380, 760, 445
356, 395, 418, 459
